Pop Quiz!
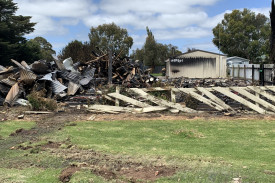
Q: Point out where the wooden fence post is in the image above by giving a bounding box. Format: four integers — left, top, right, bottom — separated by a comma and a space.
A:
115, 86, 120, 106
237, 65, 240, 79
171, 88, 176, 103
232, 65, 235, 78
252, 65, 255, 84
244, 65, 246, 82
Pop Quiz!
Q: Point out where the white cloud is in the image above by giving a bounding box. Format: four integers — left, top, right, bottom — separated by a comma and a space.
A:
154, 27, 211, 40
27, 15, 68, 36
14, 0, 96, 18
14, 0, 97, 36
182, 42, 218, 53
100, 0, 219, 14
11, 0, 270, 53
251, 8, 270, 17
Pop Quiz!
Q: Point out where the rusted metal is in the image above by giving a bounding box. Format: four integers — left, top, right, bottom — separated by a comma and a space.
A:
4, 83, 20, 106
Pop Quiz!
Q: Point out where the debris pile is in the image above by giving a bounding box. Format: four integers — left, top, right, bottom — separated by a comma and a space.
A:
169, 78, 257, 88
0, 53, 156, 107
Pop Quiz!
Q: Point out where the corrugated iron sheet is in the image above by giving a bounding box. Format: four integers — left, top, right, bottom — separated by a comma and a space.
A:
79, 68, 95, 85
51, 80, 67, 94
40, 73, 53, 81
21, 61, 31, 70
67, 81, 80, 96
63, 57, 77, 72
1, 78, 17, 86
4, 83, 20, 106
60, 71, 81, 83
20, 69, 37, 85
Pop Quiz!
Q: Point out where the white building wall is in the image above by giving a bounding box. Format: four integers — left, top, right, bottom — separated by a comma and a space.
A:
167, 51, 227, 78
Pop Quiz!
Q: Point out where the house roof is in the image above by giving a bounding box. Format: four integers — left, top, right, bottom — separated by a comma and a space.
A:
227, 56, 250, 62
178, 49, 227, 57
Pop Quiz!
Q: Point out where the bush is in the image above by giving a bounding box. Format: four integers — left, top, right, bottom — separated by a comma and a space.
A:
27, 90, 57, 111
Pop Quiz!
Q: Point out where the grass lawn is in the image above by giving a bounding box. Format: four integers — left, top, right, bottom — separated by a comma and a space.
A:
0, 119, 274, 182
0, 121, 36, 139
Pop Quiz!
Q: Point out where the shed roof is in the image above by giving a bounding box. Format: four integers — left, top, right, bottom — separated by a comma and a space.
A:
227, 56, 250, 62
178, 49, 227, 57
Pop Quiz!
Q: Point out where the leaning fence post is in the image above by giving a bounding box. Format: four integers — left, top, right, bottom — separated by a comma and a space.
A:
171, 88, 176, 103
244, 65, 246, 82
238, 65, 240, 79
252, 65, 255, 84
262, 64, 265, 86
115, 86, 120, 106
232, 65, 235, 78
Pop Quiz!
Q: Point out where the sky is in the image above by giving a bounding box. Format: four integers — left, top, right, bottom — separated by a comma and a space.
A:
13, 0, 272, 55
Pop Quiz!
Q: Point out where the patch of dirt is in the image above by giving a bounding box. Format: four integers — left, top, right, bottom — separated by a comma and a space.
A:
51, 147, 177, 182
59, 165, 81, 183
16, 145, 33, 150
40, 141, 62, 149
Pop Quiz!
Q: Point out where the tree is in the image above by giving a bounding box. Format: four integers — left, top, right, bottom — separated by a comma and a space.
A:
88, 23, 133, 57
32, 37, 55, 62
59, 40, 92, 63
131, 28, 182, 68
144, 27, 158, 69
0, 0, 36, 65
212, 9, 270, 63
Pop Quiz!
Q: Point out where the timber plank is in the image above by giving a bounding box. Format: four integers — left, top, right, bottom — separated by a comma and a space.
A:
196, 87, 234, 112
129, 88, 198, 113
231, 87, 275, 112
213, 87, 266, 114
108, 93, 151, 108
176, 88, 225, 111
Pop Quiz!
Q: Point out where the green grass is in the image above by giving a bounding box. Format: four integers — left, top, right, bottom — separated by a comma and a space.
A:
0, 168, 60, 183
1, 119, 275, 182
53, 120, 275, 168
0, 121, 36, 139
48, 119, 275, 182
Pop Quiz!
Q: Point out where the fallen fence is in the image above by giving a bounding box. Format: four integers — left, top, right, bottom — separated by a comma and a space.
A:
86, 86, 275, 115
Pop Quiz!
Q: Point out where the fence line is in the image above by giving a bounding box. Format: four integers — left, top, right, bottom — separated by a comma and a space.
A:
228, 64, 274, 84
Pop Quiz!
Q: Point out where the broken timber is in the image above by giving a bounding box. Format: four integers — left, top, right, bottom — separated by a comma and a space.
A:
230, 87, 275, 113
82, 86, 275, 114
175, 88, 225, 111
87, 105, 167, 114
212, 87, 267, 114
129, 88, 198, 113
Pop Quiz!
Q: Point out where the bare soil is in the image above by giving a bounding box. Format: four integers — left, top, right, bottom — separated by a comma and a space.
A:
1, 106, 275, 182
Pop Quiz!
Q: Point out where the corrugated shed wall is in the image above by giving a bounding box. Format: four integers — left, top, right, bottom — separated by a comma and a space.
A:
167, 51, 227, 78
170, 58, 217, 78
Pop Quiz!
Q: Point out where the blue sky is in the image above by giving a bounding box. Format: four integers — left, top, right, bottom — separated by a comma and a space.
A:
14, 0, 271, 55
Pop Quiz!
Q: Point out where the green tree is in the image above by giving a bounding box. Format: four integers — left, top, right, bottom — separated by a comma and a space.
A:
131, 29, 182, 68
32, 37, 55, 62
144, 27, 158, 69
212, 9, 270, 63
88, 23, 133, 57
0, 0, 36, 65
59, 40, 92, 63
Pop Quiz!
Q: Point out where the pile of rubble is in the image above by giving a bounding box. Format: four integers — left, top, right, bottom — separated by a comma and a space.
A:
168, 78, 257, 88
0, 53, 156, 107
